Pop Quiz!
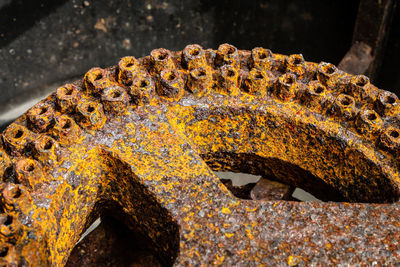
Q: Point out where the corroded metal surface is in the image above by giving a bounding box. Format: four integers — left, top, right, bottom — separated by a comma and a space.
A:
66, 216, 162, 267
1, 44, 400, 266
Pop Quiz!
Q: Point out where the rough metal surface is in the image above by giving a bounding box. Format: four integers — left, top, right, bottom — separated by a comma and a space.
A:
1, 44, 400, 266
66, 216, 161, 267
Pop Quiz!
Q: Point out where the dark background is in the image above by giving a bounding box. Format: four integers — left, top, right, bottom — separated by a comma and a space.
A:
0, 0, 399, 114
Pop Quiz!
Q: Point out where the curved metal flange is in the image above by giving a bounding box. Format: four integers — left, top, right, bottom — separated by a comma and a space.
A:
0, 44, 400, 265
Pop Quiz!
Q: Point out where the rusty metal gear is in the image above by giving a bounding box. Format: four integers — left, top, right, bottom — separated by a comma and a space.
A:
0, 44, 400, 266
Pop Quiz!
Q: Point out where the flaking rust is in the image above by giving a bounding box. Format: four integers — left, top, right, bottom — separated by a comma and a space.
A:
0, 44, 400, 266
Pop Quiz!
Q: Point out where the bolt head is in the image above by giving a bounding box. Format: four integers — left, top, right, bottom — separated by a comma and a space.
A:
129, 74, 155, 105
118, 56, 138, 85
157, 69, 184, 100
379, 127, 400, 153
287, 54, 305, 76
216, 43, 239, 68
317, 62, 338, 86
77, 99, 106, 130
275, 73, 298, 101
332, 94, 356, 120
151, 48, 175, 73
218, 65, 239, 95
182, 44, 206, 69
250, 47, 273, 70
101, 86, 130, 114
355, 110, 382, 137
56, 84, 80, 113
15, 158, 44, 189
27, 103, 55, 132
187, 67, 212, 96
53, 115, 82, 145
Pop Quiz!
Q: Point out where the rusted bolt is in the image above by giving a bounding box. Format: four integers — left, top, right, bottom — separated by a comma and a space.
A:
332, 94, 356, 120
0, 214, 20, 237
2, 124, 31, 155
27, 103, 55, 132
302, 80, 327, 108
1, 183, 30, 211
250, 47, 273, 70
275, 73, 298, 101
317, 62, 338, 86
34, 135, 59, 164
150, 48, 175, 73
379, 127, 400, 153
84, 67, 114, 95
217, 64, 239, 95
15, 158, 44, 189
129, 74, 154, 105
215, 43, 239, 69
347, 75, 376, 103
182, 44, 207, 70
118, 56, 138, 85
56, 84, 80, 113
355, 110, 382, 137
101, 86, 130, 114
187, 67, 212, 96
243, 68, 267, 96
157, 69, 184, 100
0, 242, 18, 265
76, 99, 106, 130
53, 115, 82, 146
375, 91, 399, 116
286, 54, 305, 76
0, 150, 11, 179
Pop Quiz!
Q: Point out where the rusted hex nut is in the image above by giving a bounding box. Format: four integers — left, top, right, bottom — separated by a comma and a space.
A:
218, 64, 240, 95
150, 48, 175, 73
15, 158, 44, 189
355, 110, 382, 137
27, 103, 55, 132
379, 127, 400, 154
375, 91, 399, 116
302, 80, 327, 108
215, 43, 239, 69
157, 69, 184, 100
1, 183, 30, 211
286, 54, 306, 76
317, 62, 338, 86
34, 135, 59, 164
3, 124, 32, 155
250, 47, 273, 70
243, 68, 267, 96
118, 56, 139, 85
182, 44, 207, 69
101, 87, 130, 114
129, 74, 154, 105
84, 67, 111, 95
275, 73, 298, 101
332, 94, 356, 120
347, 75, 376, 102
0, 150, 11, 179
187, 67, 212, 96
56, 84, 80, 113
0, 213, 20, 237
0, 243, 18, 266
53, 115, 81, 145
76, 99, 106, 130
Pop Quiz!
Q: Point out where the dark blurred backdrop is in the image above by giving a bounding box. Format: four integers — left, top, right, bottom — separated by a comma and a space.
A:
0, 0, 399, 114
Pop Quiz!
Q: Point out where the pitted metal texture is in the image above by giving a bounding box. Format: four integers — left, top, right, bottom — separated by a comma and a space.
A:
0, 44, 400, 266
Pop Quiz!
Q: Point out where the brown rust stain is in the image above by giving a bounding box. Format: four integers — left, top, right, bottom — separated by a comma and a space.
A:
0, 44, 400, 266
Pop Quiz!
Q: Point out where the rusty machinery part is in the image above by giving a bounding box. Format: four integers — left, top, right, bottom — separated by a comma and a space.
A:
0, 43, 399, 266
